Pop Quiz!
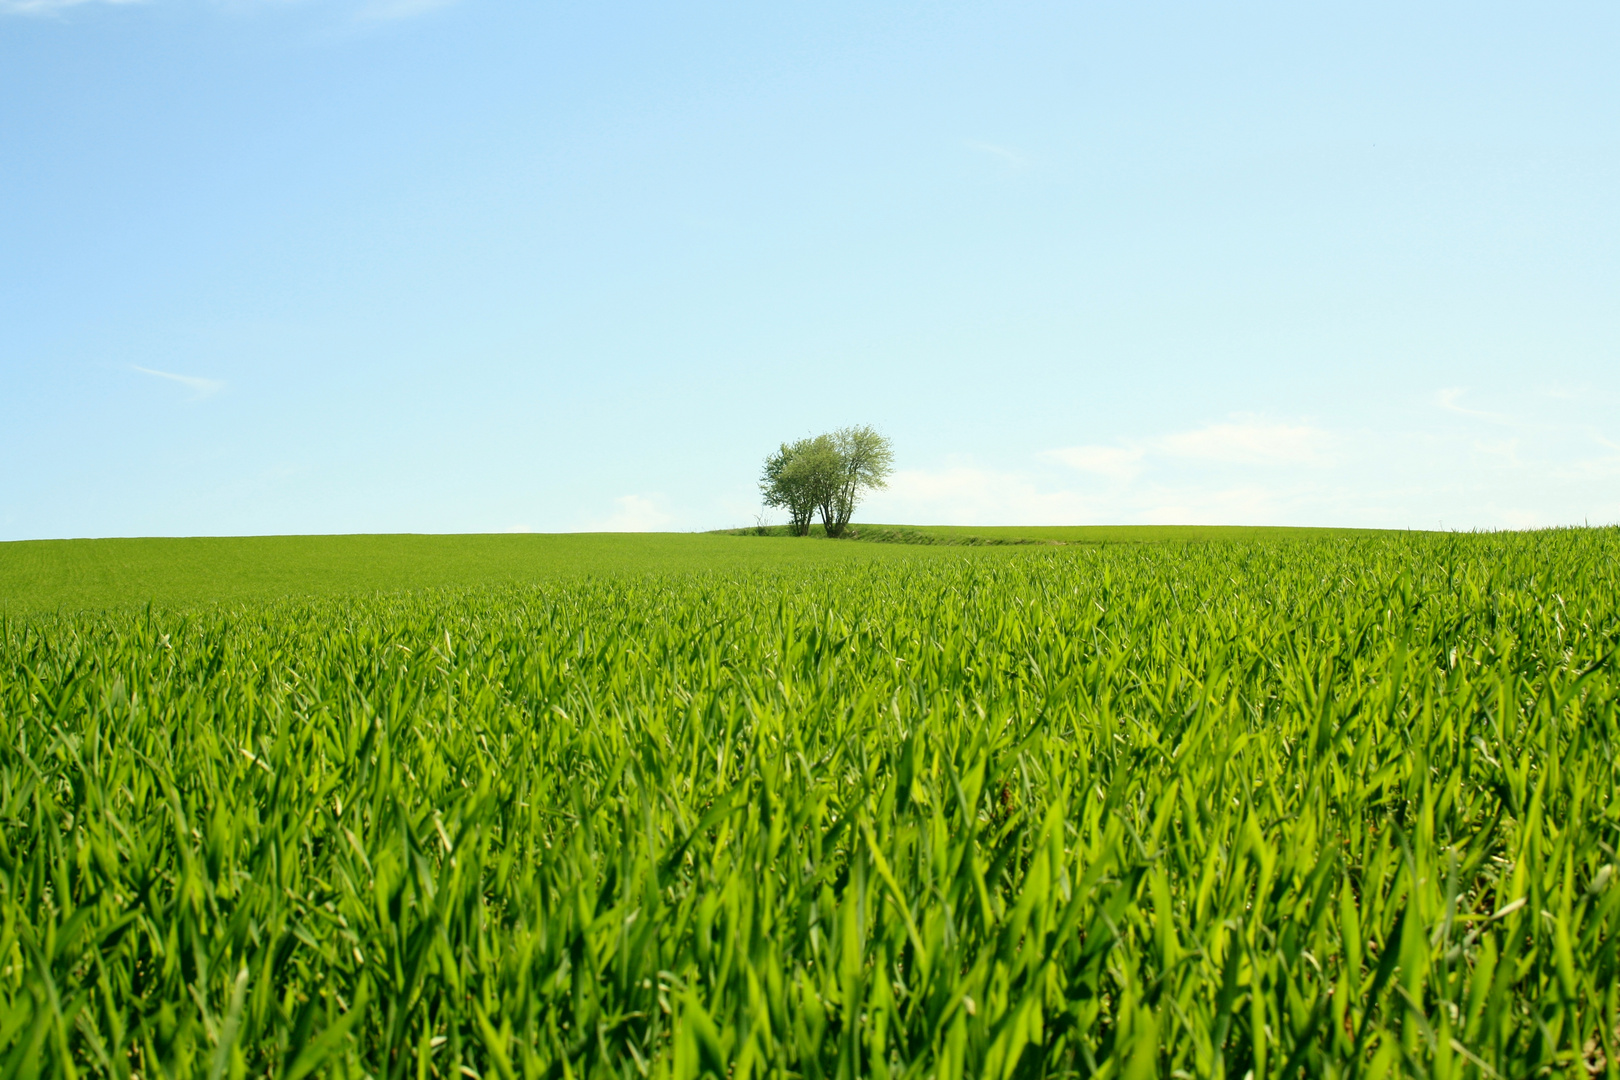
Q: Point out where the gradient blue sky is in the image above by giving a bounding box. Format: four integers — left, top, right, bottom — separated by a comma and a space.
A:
3, 0, 1616, 538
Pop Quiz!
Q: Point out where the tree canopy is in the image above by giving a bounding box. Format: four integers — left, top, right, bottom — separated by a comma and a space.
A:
759, 426, 894, 537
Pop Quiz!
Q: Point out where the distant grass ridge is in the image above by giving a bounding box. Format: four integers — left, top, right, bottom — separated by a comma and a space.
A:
864, 522, 1403, 543
2, 526, 1400, 616
717, 522, 1404, 545
4, 527, 1618, 1077
0, 531, 1020, 616
715, 523, 1040, 545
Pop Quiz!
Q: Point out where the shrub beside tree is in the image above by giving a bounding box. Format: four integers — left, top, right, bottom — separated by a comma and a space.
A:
759, 426, 894, 537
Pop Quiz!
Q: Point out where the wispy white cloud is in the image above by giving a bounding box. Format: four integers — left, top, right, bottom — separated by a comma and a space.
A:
1154, 419, 1337, 466
354, 0, 462, 21
1469, 438, 1522, 468
132, 365, 225, 400
866, 466, 1098, 526
1038, 445, 1144, 480
864, 464, 1347, 528
1043, 417, 1337, 480
1, 0, 141, 14
585, 494, 672, 533
888, 417, 1345, 527
1550, 449, 1620, 483
965, 141, 1031, 172
865, 402, 1620, 531
1436, 387, 1516, 424
1, 0, 463, 16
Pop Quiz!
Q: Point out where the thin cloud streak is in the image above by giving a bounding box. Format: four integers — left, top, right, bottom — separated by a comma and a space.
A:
1437, 388, 1516, 425
1044, 418, 1338, 479
1155, 420, 1337, 466
1, 0, 461, 15
132, 365, 225, 399
354, 0, 463, 22
964, 141, 1031, 171
0, 0, 141, 13
1039, 445, 1144, 480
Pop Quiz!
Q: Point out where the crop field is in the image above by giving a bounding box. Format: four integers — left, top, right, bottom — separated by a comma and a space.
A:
3, 528, 1618, 1078
0, 533, 1000, 617
850, 525, 1395, 546
715, 525, 1391, 547
0, 528, 1375, 618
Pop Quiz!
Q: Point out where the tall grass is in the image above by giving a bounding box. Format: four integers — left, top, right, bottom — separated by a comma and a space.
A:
2, 529, 1617, 1078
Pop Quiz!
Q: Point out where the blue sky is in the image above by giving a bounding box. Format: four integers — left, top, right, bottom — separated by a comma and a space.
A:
2, 0, 1616, 538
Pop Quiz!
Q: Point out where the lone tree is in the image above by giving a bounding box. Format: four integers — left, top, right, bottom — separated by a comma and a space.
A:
759, 435, 835, 536
760, 426, 893, 537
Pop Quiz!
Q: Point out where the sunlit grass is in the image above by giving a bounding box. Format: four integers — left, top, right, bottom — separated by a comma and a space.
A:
3, 527, 1617, 1077
0, 532, 1004, 616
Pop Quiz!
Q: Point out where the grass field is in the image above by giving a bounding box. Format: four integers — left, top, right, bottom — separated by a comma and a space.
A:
714, 524, 1399, 546
850, 524, 1402, 545
0, 532, 1013, 616
0, 527, 1394, 616
3, 527, 1618, 1078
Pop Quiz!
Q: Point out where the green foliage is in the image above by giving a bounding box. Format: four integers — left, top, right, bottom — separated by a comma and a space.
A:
759, 427, 894, 538
816, 427, 894, 539
3, 528, 1619, 1078
759, 437, 839, 536
717, 524, 1043, 546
